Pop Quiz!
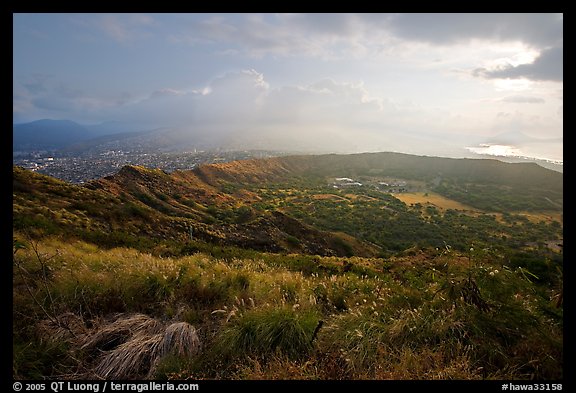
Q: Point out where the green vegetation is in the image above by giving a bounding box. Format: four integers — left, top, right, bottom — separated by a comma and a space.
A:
433, 180, 561, 212
12, 152, 563, 380
250, 181, 562, 259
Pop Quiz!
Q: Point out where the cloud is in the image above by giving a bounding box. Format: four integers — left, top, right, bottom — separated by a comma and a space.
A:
380, 13, 563, 48
93, 70, 413, 148
500, 95, 545, 104
172, 13, 562, 60
76, 70, 271, 128
86, 14, 156, 43
168, 71, 470, 153
10, 69, 477, 137
166, 14, 563, 87
13, 76, 140, 123
189, 70, 270, 127
149, 88, 187, 98
280, 13, 361, 37
490, 110, 562, 140
21, 73, 52, 94
13, 67, 560, 156
259, 78, 388, 128
474, 46, 563, 82
171, 14, 379, 59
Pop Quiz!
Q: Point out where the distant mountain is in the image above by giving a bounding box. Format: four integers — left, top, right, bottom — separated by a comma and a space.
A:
13, 119, 89, 150
13, 119, 142, 151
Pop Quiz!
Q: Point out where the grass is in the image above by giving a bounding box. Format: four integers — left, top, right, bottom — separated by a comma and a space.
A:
393, 192, 480, 211
212, 305, 319, 362
160, 322, 201, 359
93, 333, 163, 379
13, 235, 563, 380
80, 313, 165, 354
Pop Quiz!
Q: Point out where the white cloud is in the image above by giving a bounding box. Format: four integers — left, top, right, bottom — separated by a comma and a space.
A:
492, 79, 534, 92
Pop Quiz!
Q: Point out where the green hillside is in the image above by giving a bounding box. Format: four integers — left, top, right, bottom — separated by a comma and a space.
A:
13, 152, 563, 380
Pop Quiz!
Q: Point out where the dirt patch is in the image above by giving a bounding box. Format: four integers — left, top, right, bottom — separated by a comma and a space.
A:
394, 192, 480, 212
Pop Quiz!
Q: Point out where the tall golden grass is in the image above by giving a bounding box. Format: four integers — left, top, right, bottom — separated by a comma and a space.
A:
14, 237, 563, 380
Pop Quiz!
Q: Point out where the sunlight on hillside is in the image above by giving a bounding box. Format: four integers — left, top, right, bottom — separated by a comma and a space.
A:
393, 192, 480, 212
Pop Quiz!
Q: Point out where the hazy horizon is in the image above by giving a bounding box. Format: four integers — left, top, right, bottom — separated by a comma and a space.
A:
13, 13, 563, 163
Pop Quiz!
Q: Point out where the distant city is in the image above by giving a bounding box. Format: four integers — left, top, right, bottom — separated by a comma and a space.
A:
12, 119, 563, 184
12, 149, 289, 184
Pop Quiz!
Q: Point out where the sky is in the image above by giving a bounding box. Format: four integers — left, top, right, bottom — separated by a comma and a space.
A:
13, 13, 563, 162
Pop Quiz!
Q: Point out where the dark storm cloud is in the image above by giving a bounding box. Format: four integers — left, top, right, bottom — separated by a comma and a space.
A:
380, 13, 562, 48
474, 46, 563, 82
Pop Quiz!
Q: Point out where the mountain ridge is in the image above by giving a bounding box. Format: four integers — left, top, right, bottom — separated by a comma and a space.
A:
187, 151, 562, 195
13, 151, 562, 258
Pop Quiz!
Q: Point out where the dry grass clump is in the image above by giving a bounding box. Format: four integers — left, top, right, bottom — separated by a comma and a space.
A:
79, 313, 201, 380
94, 333, 163, 379
159, 322, 201, 358
81, 313, 164, 353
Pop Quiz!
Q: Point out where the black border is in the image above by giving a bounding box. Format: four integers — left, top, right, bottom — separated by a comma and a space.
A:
9, 7, 569, 390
